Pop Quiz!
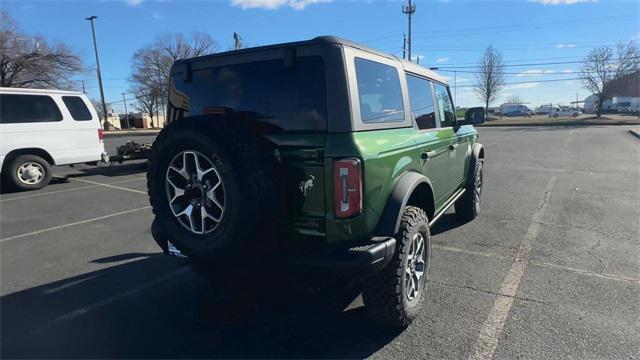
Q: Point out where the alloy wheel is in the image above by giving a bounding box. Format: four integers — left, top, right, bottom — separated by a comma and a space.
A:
165, 150, 226, 235
405, 232, 426, 302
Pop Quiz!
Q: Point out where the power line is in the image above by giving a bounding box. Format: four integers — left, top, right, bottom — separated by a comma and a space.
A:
452, 77, 586, 88
435, 57, 640, 69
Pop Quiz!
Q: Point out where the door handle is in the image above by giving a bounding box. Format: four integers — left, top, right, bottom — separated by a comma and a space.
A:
421, 150, 437, 160
449, 143, 459, 151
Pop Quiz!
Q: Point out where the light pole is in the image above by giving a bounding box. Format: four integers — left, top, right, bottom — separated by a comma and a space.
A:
86, 16, 109, 130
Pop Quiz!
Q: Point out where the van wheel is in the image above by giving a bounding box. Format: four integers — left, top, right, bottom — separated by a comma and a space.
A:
5, 155, 52, 191
362, 206, 430, 328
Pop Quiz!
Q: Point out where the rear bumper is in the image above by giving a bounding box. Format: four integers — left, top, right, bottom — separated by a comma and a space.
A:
286, 237, 396, 285
151, 219, 396, 286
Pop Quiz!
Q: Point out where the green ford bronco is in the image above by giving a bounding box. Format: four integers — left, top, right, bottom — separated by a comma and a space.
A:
148, 36, 485, 327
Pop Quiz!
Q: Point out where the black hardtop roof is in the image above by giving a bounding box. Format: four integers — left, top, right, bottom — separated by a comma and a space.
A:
173, 36, 397, 67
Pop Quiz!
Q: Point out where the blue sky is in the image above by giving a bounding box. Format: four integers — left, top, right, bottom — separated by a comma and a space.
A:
4, 0, 639, 110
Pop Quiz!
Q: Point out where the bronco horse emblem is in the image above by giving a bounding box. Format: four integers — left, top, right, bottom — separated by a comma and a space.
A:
298, 175, 315, 197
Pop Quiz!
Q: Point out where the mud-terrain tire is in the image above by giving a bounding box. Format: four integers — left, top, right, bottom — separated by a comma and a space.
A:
3, 154, 52, 191
455, 157, 484, 222
362, 206, 431, 328
147, 118, 279, 263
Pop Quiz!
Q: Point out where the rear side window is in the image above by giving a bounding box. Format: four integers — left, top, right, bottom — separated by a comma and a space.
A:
406, 74, 436, 130
354, 58, 404, 123
433, 83, 456, 127
171, 56, 327, 133
62, 96, 92, 121
0, 94, 62, 124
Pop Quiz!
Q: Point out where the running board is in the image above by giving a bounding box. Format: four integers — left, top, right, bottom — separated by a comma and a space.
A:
429, 188, 466, 227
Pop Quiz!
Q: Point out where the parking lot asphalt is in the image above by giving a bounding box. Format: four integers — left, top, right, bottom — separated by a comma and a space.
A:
1, 127, 638, 359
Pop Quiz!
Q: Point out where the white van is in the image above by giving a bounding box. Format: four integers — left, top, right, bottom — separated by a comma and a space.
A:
0, 87, 108, 190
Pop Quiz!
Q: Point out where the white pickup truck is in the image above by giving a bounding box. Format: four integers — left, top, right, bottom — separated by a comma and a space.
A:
0, 87, 108, 191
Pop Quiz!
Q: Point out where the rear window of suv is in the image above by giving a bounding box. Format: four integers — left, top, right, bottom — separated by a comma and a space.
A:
0, 94, 63, 124
171, 56, 327, 133
62, 96, 93, 121
354, 57, 404, 124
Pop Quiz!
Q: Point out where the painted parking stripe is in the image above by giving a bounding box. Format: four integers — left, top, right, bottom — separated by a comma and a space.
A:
0, 177, 146, 204
36, 268, 188, 333
469, 176, 556, 360
71, 177, 147, 195
433, 244, 639, 283
0, 206, 151, 243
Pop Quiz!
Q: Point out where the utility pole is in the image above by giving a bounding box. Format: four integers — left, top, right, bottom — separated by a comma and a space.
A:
121, 92, 129, 129
233, 32, 242, 50
402, 33, 407, 60
81, 80, 86, 94
402, 0, 416, 62
85, 16, 109, 130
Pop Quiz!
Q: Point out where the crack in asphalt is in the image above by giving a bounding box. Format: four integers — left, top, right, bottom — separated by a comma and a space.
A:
431, 280, 551, 305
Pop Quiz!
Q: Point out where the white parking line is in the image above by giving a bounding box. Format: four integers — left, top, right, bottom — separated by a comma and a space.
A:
0, 177, 146, 204
71, 177, 147, 195
469, 176, 556, 360
0, 206, 151, 243
36, 268, 188, 333
563, 129, 574, 149
433, 244, 639, 283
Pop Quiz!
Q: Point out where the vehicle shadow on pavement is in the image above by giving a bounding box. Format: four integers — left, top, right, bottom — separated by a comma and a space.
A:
1, 254, 401, 358
64, 161, 148, 179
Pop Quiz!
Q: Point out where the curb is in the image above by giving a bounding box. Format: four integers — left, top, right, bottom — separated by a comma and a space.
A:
103, 130, 160, 137
629, 129, 640, 139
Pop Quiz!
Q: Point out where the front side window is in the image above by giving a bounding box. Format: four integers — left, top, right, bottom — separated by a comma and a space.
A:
354, 57, 404, 123
62, 96, 93, 121
406, 74, 436, 130
0, 94, 62, 124
433, 83, 456, 128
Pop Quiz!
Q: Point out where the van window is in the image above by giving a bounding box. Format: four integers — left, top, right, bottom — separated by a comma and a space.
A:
62, 96, 92, 121
354, 58, 404, 123
170, 56, 327, 133
433, 83, 456, 127
406, 74, 436, 130
0, 94, 62, 124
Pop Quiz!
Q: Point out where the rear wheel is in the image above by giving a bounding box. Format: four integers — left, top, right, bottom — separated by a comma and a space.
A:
455, 157, 483, 222
362, 206, 431, 328
4, 155, 52, 191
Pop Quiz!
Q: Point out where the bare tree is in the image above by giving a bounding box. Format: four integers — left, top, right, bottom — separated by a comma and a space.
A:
475, 45, 505, 113
131, 85, 158, 128
506, 95, 522, 104
581, 41, 639, 117
129, 32, 217, 126
0, 11, 82, 88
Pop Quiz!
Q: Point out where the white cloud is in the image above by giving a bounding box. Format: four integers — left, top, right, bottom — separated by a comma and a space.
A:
544, 70, 555, 74
436, 57, 449, 63
517, 69, 543, 77
562, 69, 573, 73
565, 81, 574, 85
127, 0, 144, 6
505, 82, 539, 89
230, 0, 331, 10
555, 43, 576, 48
152, 11, 164, 20
530, 0, 597, 5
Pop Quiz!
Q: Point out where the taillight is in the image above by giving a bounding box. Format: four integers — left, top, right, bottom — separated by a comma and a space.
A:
334, 158, 362, 219
98, 129, 104, 142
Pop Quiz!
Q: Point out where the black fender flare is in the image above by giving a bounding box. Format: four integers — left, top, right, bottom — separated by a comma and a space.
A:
466, 143, 485, 186
374, 172, 435, 237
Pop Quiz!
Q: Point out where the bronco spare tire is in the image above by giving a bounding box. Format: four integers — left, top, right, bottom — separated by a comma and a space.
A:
147, 118, 278, 260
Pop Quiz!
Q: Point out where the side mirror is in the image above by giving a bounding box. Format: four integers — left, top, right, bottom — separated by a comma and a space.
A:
461, 107, 485, 125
